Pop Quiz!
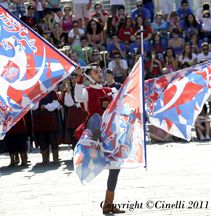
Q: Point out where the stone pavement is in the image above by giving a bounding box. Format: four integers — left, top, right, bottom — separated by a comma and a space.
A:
0, 140, 211, 216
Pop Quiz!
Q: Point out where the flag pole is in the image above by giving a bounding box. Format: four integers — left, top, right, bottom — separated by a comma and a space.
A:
141, 26, 144, 55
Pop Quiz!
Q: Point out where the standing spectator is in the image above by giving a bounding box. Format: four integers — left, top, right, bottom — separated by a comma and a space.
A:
10, 0, 26, 18
0, 0, 9, 11
50, 22, 66, 47
91, 2, 109, 28
143, 0, 154, 22
151, 13, 167, 46
176, 0, 193, 21
67, 20, 85, 47
69, 50, 87, 67
86, 19, 106, 51
200, 10, 211, 47
33, 0, 46, 24
131, 0, 151, 24
163, 47, 178, 72
146, 49, 163, 77
72, 35, 93, 64
110, 0, 125, 16
103, 69, 122, 90
20, 5, 36, 28
108, 51, 128, 84
114, 5, 129, 30
46, 0, 63, 19
160, 0, 173, 21
103, 16, 118, 46
196, 2, 211, 22
183, 13, 201, 42
74, 0, 92, 28
178, 43, 197, 68
197, 42, 211, 63
151, 33, 166, 60
188, 32, 202, 55
106, 33, 126, 61
167, 28, 184, 58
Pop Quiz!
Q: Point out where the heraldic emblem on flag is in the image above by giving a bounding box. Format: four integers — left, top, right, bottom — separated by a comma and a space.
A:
74, 56, 147, 184
145, 61, 211, 141
0, 6, 76, 139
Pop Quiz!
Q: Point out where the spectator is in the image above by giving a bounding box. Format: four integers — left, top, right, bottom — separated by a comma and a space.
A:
183, 13, 201, 42
106, 33, 126, 61
10, 0, 26, 18
33, 0, 46, 24
178, 43, 197, 68
161, 67, 169, 76
92, 49, 105, 69
0, 0, 9, 11
118, 16, 134, 52
91, 2, 109, 28
175, 0, 193, 12
163, 47, 178, 72
108, 51, 128, 84
176, 0, 193, 21
86, 19, 106, 51
103, 69, 122, 90
69, 50, 87, 67
200, 10, 211, 46
188, 32, 202, 55
74, 0, 92, 28
131, 0, 151, 24
103, 16, 118, 46
160, 0, 173, 21
132, 14, 152, 46
150, 13, 167, 46
72, 35, 93, 64
197, 42, 211, 63
150, 125, 173, 142
114, 5, 129, 30
181, 61, 190, 69
20, 5, 36, 28
151, 32, 166, 60
167, 28, 185, 58
50, 22, 66, 47
33, 24, 44, 36
110, 0, 125, 16
196, 2, 211, 22
67, 20, 85, 47
166, 11, 183, 40
46, 0, 63, 19
146, 49, 163, 77
142, 0, 154, 22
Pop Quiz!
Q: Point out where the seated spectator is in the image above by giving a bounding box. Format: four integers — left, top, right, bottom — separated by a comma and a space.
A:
132, 14, 152, 47
161, 67, 169, 76
46, 0, 63, 20
196, 2, 211, 22
197, 42, 211, 63
150, 125, 173, 142
150, 13, 167, 46
69, 50, 87, 67
131, 50, 142, 69
108, 51, 128, 84
146, 49, 163, 77
188, 32, 202, 55
200, 10, 211, 46
91, 2, 109, 28
151, 32, 166, 60
67, 20, 85, 47
176, 0, 193, 21
20, 5, 36, 28
181, 61, 190, 69
118, 16, 134, 52
103, 69, 122, 90
103, 16, 118, 46
143, 0, 154, 22
72, 35, 93, 64
50, 22, 66, 47
163, 47, 178, 72
92, 50, 105, 69
131, 0, 151, 24
107, 33, 126, 61
33, 24, 44, 37
32, 0, 46, 24
160, 0, 173, 21
87, 19, 106, 51
166, 11, 183, 40
114, 5, 129, 30
183, 13, 201, 42
178, 43, 197, 68
168, 28, 185, 58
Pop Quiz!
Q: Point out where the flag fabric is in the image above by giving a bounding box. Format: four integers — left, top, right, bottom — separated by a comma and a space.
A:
0, 6, 76, 139
74, 56, 146, 184
145, 60, 211, 141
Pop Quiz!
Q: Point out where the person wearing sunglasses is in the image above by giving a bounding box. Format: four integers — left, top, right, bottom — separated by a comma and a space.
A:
131, 0, 151, 24
67, 20, 85, 47
197, 42, 211, 63
92, 50, 105, 69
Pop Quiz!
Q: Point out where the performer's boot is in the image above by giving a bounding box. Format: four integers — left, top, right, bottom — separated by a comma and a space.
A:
14, 151, 20, 164
20, 153, 27, 166
8, 154, 15, 167
24, 151, 31, 163
52, 149, 58, 164
103, 191, 125, 214
41, 151, 47, 165
92, 129, 101, 141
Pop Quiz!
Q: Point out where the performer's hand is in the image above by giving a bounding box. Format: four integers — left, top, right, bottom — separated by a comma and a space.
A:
75, 64, 83, 76
40, 105, 45, 110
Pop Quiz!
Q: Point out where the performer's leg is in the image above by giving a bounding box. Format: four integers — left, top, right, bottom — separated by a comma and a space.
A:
48, 131, 59, 164
7, 135, 15, 167
16, 133, 27, 166
107, 169, 120, 192
37, 131, 48, 164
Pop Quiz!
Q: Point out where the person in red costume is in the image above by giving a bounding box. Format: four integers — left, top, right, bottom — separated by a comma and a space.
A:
74, 62, 125, 214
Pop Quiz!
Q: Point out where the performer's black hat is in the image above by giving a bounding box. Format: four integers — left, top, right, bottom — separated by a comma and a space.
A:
106, 68, 114, 75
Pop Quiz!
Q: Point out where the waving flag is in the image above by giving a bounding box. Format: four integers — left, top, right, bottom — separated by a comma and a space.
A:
0, 6, 76, 139
74, 56, 146, 184
145, 61, 211, 140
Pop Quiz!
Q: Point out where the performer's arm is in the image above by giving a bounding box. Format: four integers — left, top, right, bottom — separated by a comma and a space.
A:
45, 100, 60, 111
31, 102, 39, 111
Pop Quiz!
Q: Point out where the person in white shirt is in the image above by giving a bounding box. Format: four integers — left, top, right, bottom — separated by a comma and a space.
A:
197, 42, 211, 63
196, 2, 211, 22
110, 0, 125, 16
108, 51, 128, 84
